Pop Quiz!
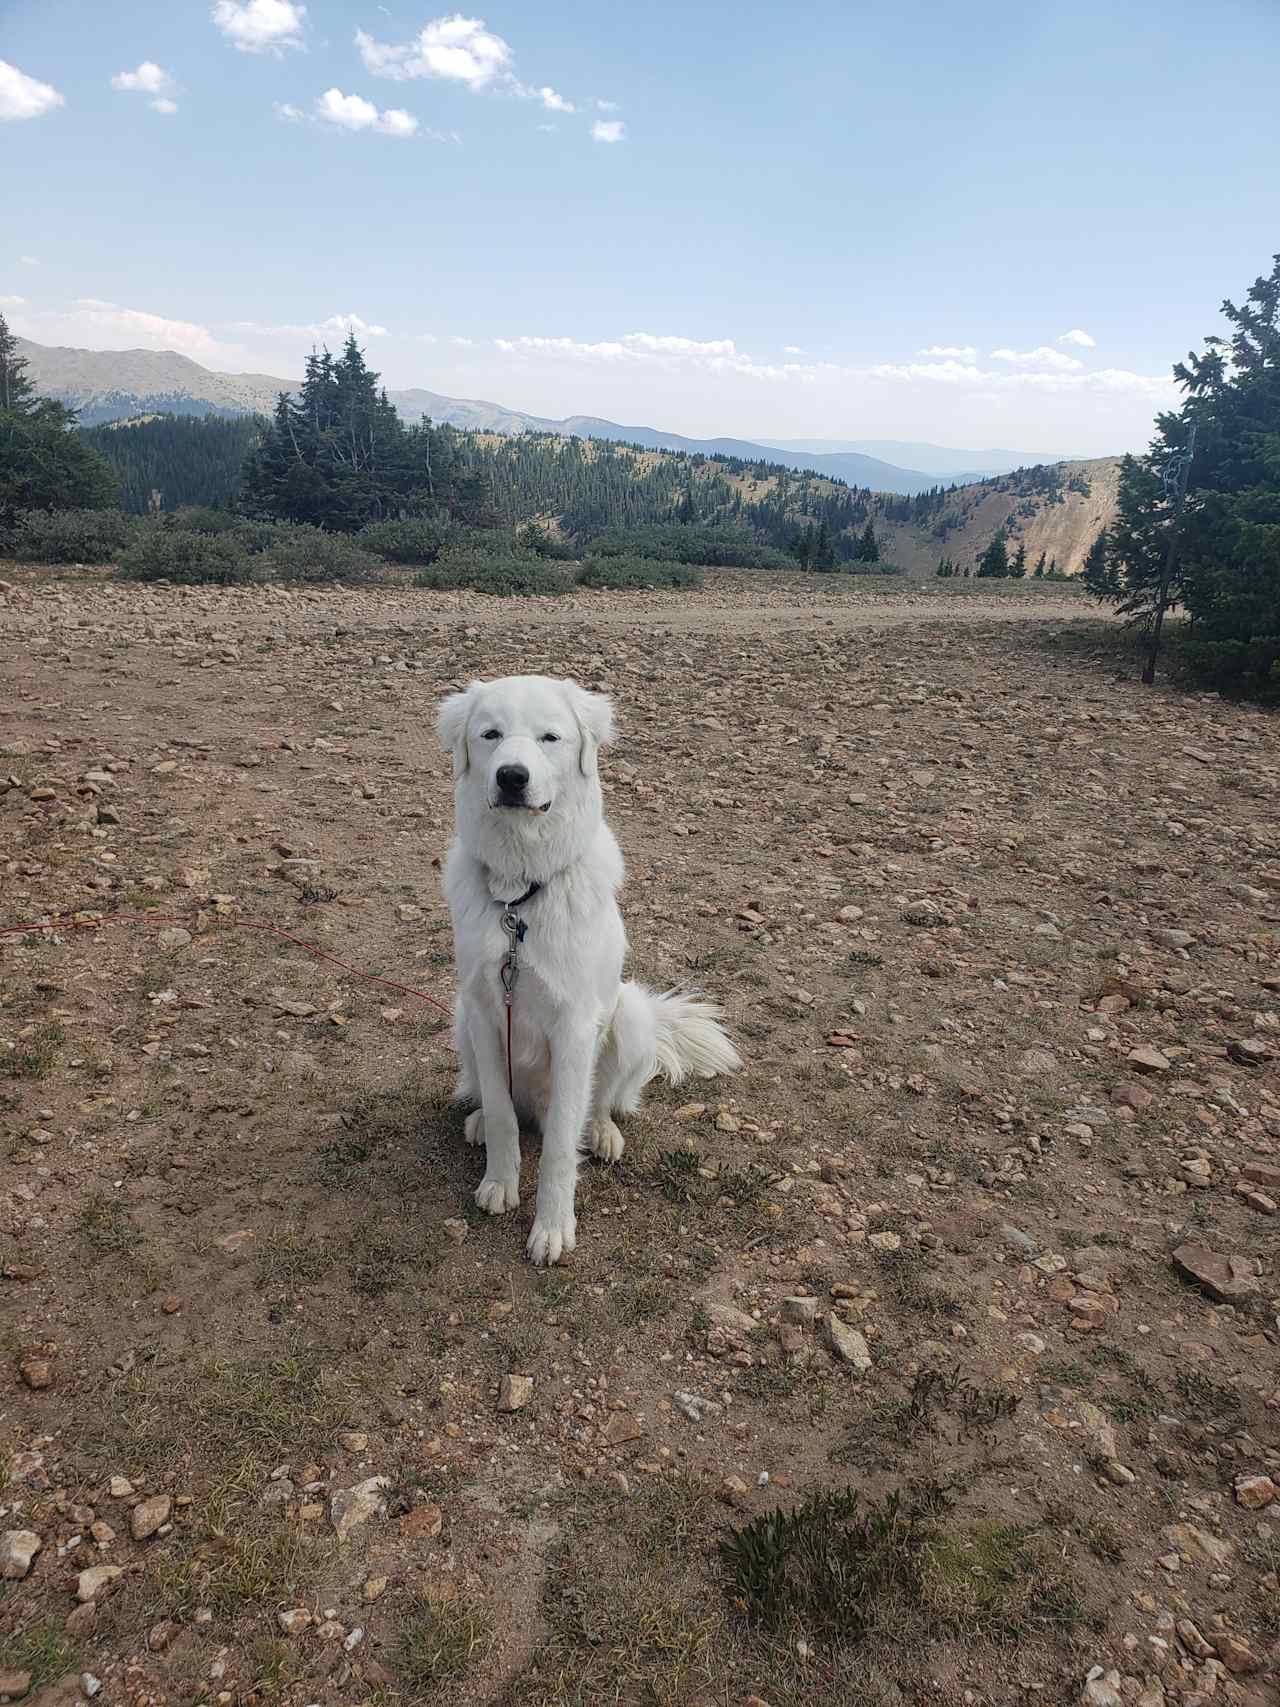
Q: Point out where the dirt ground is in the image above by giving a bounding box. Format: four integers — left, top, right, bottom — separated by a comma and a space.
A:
1, 568, 1278, 1707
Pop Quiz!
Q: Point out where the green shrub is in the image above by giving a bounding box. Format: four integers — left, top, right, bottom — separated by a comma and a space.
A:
262, 526, 382, 583
161, 505, 244, 535
118, 528, 257, 585
415, 549, 574, 596
576, 555, 703, 590
3, 507, 139, 563
516, 521, 579, 560
359, 515, 453, 564
587, 522, 790, 569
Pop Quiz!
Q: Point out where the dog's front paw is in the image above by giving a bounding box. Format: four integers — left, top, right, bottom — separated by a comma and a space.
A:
526, 1205, 576, 1267
463, 1110, 485, 1148
587, 1118, 625, 1163
475, 1173, 520, 1215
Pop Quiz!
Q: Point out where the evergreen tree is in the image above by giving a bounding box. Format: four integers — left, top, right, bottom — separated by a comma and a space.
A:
1080, 528, 1115, 598
0, 313, 38, 414
241, 333, 454, 530
853, 520, 880, 562
0, 311, 117, 518
790, 522, 815, 569
1009, 541, 1028, 577
813, 518, 836, 570
1091, 253, 1280, 698
976, 529, 1010, 578
675, 480, 697, 525
1033, 549, 1047, 577
1049, 556, 1058, 575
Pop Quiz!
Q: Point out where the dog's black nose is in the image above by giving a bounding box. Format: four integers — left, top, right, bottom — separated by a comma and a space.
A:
496, 763, 529, 793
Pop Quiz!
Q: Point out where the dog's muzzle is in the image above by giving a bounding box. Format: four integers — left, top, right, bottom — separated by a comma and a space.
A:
491, 762, 551, 813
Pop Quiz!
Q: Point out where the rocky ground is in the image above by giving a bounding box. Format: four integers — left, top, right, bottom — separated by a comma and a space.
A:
1, 567, 1278, 1707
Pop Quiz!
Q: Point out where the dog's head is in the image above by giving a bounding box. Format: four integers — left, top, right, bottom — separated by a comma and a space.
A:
436, 675, 615, 816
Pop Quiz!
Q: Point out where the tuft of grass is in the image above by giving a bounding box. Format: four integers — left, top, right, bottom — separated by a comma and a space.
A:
720, 1484, 1079, 1645
395, 1589, 495, 1697
4, 1022, 64, 1080
4, 1622, 79, 1692
876, 1248, 962, 1320
653, 1146, 700, 1203
255, 1224, 336, 1291
348, 1215, 437, 1297
610, 1277, 677, 1325
149, 1508, 320, 1619
1176, 1367, 1242, 1419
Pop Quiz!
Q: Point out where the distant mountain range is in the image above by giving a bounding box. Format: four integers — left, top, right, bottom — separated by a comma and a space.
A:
16, 336, 1083, 496
767, 438, 1081, 477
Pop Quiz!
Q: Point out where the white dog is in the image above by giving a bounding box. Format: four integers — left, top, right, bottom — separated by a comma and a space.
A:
436, 674, 741, 1265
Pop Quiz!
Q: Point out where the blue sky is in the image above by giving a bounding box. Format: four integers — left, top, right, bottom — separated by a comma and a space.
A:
2, 0, 1278, 454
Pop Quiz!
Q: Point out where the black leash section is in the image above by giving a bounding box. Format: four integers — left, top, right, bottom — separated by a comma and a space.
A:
497, 881, 542, 1097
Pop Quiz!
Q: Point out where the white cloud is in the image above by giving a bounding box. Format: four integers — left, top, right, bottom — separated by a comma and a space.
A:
113, 63, 180, 112
990, 345, 1083, 372
493, 330, 818, 383
212, 0, 306, 55
356, 16, 511, 86
0, 60, 65, 121
592, 118, 624, 143
869, 356, 1173, 397
19, 256, 39, 266
872, 358, 986, 385
918, 343, 977, 359
235, 311, 390, 340
315, 88, 418, 136
112, 61, 174, 94
533, 85, 573, 112
1058, 327, 1097, 348
0, 294, 26, 308
416, 333, 439, 344
783, 345, 805, 355
30, 299, 229, 360
274, 100, 304, 120
451, 335, 475, 346
595, 98, 618, 111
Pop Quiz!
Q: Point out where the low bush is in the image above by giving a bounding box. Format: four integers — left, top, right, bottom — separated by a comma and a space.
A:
2, 507, 139, 563
516, 521, 579, 560
415, 549, 575, 596
587, 522, 791, 569
118, 528, 257, 585
359, 515, 453, 564
263, 526, 382, 583
576, 555, 703, 590
161, 505, 244, 535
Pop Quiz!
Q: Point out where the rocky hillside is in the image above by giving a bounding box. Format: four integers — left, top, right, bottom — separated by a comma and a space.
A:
877, 457, 1122, 576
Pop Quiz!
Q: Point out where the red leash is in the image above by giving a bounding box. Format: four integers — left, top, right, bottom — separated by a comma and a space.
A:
0, 909, 454, 1020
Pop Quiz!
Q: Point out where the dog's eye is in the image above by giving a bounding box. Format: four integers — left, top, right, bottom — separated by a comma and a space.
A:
481, 729, 501, 741
540, 732, 561, 744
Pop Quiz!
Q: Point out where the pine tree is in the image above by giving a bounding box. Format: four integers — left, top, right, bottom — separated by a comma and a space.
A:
676, 481, 697, 525
853, 520, 880, 562
1033, 550, 1047, 577
0, 312, 38, 414
1080, 528, 1115, 598
976, 529, 1010, 578
1009, 541, 1028, 577
1091, 253, 1280, 698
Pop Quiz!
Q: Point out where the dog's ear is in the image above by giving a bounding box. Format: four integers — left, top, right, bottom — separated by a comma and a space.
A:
436, 682, 482, 779
561, 681, 615, 778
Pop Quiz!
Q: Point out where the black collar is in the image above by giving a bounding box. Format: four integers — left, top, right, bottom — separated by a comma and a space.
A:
499, 880, 542, 910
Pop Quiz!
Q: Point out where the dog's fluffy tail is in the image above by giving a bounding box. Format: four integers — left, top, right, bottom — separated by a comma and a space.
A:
646, 987, 742, 1086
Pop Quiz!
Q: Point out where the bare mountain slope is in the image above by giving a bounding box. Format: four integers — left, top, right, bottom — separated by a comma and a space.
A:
877, 457, 1122, 575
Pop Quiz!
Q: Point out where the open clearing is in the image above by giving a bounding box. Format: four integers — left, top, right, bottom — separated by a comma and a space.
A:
2, 570, 1278, 1707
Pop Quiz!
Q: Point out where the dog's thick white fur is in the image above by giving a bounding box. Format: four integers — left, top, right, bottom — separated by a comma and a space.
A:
437, 674, 741, 1265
